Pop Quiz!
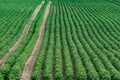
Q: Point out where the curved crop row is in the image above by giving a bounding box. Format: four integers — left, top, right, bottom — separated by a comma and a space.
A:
0, 1, 49, 79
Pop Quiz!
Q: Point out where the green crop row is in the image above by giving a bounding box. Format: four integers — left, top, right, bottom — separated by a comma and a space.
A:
1, 0, 120, 80
0, 12, 30, 59
0, 0, 50, 79
70, 0, 120, 79
32, 0, 120, 80
0, 0, 42, 60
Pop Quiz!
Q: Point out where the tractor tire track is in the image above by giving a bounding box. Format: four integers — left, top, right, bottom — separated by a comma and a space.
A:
20, 1, 51, 80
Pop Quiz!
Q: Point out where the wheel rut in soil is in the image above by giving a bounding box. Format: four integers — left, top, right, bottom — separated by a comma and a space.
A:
20, 1, 51, 80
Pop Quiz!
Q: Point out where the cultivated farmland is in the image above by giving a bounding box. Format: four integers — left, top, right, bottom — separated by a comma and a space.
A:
0, 0, 120, 80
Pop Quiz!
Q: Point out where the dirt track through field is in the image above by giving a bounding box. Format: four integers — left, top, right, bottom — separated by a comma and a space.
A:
20, 1, 51, 80
0, 1, 45, 67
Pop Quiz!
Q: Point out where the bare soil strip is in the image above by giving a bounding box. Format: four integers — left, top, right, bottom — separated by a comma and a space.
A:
20, 1, 51, 80
0, 1, 45, 67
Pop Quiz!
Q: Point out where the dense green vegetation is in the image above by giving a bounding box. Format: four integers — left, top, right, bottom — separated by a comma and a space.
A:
0, 0, 47, 79
0, 0, 42, 59
0, 0, 41, 9
1, 0, 120, 80
31, 0, 120, 80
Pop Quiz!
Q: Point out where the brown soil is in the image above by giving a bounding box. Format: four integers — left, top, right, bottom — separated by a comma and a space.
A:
0, 1, 45, 68
20, 1, 51, 80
